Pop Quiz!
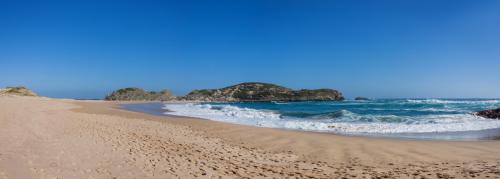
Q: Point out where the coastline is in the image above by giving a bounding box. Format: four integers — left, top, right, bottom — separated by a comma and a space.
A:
123, 102, 500, 141
2, 96, 500, 178
76, 101, 500, 173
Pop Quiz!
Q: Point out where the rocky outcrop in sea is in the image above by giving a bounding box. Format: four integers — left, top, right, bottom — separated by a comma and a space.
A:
183, 82, 344, 102
355, 97, 369, 100
476, 108, 500, 119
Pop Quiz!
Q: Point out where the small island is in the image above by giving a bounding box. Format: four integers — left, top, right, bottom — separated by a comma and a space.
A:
182, 82, 344, 102
355, 97, 370, 101
104, 82, 344, 102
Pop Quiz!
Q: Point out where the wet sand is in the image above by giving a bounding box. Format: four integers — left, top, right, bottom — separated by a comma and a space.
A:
1, 95, 500, 178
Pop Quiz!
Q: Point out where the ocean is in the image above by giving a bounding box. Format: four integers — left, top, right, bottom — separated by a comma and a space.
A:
124, 99, 500, 140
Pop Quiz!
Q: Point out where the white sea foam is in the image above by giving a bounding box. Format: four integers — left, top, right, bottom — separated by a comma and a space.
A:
406, 99, 500, 104
271, 101, 290, 105
164, 103, 282, 127
369, 108, 457, 112
164, 103, 500, 134
408, 108, 459, 112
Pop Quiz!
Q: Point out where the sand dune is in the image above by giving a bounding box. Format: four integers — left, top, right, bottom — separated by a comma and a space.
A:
1, 95, 500, 178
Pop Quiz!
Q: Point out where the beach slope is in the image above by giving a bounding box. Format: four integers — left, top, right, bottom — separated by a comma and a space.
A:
1, 95, 500, 178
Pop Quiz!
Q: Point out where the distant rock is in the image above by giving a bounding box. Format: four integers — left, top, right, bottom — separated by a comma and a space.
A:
0, 86, 37, 96
105, 88, 174, 101
183, 82, 344, 102
355, 97, 369, 101
476, 108, 500, 119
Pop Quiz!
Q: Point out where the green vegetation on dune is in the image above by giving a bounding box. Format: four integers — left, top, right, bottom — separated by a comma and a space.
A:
0, 86, 37, 96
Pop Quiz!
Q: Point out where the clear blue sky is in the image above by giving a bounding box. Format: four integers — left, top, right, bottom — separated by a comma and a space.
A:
1, 0, 499, 99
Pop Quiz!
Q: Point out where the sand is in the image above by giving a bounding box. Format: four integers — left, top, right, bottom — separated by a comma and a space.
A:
1, 95, 500, 178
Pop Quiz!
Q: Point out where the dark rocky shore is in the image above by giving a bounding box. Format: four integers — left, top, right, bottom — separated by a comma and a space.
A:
476, 108, 500, 119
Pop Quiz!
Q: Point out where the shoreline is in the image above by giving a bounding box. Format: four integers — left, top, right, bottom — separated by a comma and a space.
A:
81, 100, 500, 177
123, 102, 500, 141
75, 100, 500, 157
2, 96, 500, 178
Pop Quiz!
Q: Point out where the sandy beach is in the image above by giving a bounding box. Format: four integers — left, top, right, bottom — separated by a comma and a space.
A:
1, 95, 500, 178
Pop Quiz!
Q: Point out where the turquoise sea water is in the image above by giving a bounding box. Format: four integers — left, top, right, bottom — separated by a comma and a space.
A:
161, 99, 500, 140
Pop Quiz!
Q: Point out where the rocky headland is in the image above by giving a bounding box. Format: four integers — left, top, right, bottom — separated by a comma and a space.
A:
183, 82, 344, 102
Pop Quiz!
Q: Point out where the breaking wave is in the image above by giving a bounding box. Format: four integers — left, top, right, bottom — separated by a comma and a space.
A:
163, 101, 500, 134
406, 99, 500, 104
